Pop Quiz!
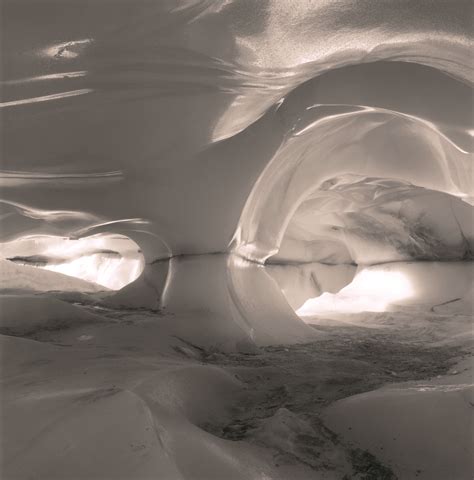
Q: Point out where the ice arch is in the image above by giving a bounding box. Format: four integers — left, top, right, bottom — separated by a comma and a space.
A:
232, 62, 473, 264
0, 233, 145, 291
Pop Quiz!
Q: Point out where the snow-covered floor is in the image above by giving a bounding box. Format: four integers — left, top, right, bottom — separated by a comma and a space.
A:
1, 282, 472, 479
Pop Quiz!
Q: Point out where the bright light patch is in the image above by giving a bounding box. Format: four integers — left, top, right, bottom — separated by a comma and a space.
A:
1, 234, 144, 291
42, 39, 93, 59
43, 254, 143, 290
296, 268, 414, 315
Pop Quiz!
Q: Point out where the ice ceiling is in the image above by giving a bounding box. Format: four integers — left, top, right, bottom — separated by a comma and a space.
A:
1, 1, 473, 329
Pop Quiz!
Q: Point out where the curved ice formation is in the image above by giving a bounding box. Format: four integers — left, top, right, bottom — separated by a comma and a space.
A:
270, 174, 474, 265
1, 1, 473, 336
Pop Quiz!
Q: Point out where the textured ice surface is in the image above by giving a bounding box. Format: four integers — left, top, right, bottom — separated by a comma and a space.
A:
272, 176, 474, 265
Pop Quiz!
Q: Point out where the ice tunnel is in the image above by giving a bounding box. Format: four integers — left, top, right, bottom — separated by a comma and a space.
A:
1, 2, 474, 479
1, 0, 473, 348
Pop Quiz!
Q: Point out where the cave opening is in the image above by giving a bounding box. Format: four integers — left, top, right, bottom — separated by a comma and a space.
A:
0, 234, 145, 292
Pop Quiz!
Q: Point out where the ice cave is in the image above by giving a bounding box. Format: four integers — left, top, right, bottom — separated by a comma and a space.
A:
1, 1, 473, 479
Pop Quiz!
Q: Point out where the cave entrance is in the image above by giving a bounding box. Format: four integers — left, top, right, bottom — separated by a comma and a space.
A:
1, 233, 145, 292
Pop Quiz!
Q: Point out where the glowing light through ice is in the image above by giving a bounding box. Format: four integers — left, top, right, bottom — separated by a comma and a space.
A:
296, 268, 414, 315
42, 254, 143, 290
1, 234, 144, 291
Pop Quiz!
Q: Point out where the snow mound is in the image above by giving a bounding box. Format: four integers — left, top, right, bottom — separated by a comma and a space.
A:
0, 295, 105, 337
323, 365, 474, 480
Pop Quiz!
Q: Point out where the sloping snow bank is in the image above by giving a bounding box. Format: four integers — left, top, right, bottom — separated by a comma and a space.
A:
1, 333, 302, 480
0, 295, 105, 337
323, 358, 474, 480
0, 259, 107, 293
